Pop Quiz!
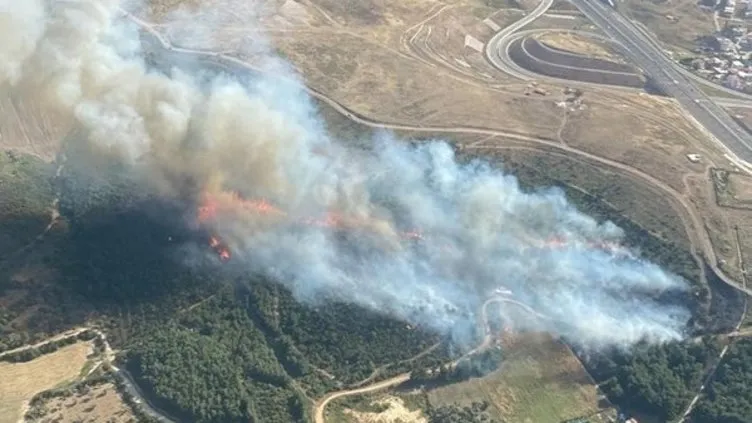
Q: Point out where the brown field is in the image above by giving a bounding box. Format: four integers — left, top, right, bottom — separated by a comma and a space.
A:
427, 332, 615, 423
26, 383, 136, 423
0, 342, 92, 423
621, 0, 714, 55
0, 93, 71, 162
536, 31, 622, 62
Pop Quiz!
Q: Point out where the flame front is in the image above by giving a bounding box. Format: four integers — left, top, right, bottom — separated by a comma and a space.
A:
195, 191, 628, 262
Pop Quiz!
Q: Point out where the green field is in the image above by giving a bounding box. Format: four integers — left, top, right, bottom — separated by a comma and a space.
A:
427, 333, 615, 423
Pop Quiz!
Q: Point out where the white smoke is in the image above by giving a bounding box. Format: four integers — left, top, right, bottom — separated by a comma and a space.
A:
0, 0, 691, 350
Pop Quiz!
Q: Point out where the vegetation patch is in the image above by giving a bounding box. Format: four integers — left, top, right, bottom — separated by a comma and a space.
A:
0, 150, 55, 258
125, 283, 448, 423
692, 338, 752, 422
25, 376, 137, 423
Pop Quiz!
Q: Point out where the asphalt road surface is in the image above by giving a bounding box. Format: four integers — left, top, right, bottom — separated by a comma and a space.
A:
570, 0, 752, 166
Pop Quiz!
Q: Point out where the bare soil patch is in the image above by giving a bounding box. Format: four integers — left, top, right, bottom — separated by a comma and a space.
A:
344, 396, 427, 423
0, 342, 92, 423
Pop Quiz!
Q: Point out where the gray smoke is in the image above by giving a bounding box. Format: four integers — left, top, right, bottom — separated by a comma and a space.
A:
0, 0, 691, 350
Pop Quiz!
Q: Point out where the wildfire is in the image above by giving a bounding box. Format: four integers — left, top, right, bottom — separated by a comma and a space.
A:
196, 191, 629, 263
196, 191, 425, 262
209, 236, 231, 262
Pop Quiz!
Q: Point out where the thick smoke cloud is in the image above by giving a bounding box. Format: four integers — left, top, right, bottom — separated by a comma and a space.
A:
1, 0, 690, 349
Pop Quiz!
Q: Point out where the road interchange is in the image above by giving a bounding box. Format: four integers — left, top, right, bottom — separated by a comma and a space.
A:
485, 0, 752, 170
569, 0, 752, 168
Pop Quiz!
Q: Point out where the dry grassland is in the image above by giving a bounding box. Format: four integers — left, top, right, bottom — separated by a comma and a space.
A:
27, 383, 136, 423
272, 31, 563, 137
621, 0, 713, 54
0, 342, 92, 423
427, 332, 613, 423
703, 170, 752, 279
561, 92, 728, 191
537, 32, 622, 62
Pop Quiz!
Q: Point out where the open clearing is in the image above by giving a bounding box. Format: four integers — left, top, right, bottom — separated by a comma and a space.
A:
427, 332, 614, 423
0, 341, 92, 423
25, 383, 136, 423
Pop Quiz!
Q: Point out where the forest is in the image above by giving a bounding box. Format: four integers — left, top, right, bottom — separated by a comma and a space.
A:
126, 283, 452, 422
691, 339, 752, 423
591, 338, 720, 421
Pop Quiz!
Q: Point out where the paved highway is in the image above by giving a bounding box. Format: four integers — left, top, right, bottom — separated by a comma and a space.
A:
485, 0, 554, 74
570, 0, 752, 168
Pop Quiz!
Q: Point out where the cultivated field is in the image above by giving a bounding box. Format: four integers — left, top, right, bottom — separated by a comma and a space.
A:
427, 332, 615, 423
0, 93, 71, 162
0, 342, 92, 423
25, 383, 136, 423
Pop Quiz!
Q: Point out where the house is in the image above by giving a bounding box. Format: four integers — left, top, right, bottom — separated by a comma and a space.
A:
724, 0, 737, 16
713, 36, 736, 52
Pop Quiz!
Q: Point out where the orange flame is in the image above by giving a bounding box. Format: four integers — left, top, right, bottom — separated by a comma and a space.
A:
197, 191, 626, 263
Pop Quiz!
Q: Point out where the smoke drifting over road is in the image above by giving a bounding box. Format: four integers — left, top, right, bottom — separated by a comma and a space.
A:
1, 0, 690, 349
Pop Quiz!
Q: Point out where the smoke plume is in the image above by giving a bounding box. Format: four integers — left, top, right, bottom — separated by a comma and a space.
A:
1, 0, 691, 349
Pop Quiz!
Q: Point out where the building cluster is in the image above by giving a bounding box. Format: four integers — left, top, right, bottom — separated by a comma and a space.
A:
704, 0, 752, 18
685, 23, 752, 92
